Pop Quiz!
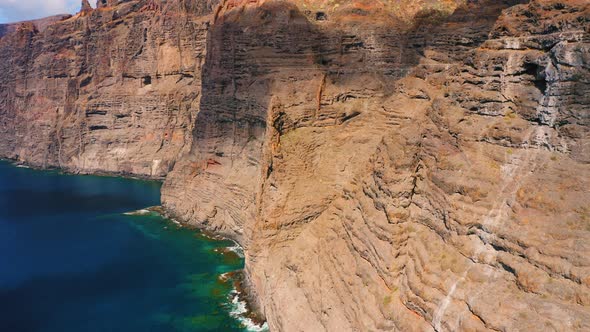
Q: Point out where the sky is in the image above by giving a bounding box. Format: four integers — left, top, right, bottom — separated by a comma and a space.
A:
0, 0, 86, 23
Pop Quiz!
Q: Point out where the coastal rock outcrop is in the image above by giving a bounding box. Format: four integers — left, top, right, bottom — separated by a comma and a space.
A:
163, 0, 590, 330
81, 0, 93, 13
1, 0, 589, 331
0, 0, 221, 177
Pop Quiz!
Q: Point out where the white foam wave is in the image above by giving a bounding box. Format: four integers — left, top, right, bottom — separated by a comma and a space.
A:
226, 241, 245, 258
123, 209, 151, 216
228, 290, 269, 332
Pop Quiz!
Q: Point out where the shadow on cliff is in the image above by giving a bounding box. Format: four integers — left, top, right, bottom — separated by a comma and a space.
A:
188, 0, 531, 161
407, 0, 531, 64
161, 0, 532, 240
160, 0, 533, 326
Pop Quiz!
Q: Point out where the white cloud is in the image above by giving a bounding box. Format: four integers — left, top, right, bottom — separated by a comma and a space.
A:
0, 0, 81, 23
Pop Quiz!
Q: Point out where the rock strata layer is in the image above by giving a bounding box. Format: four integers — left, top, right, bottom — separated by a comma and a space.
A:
1, 0, 589, 331
0, 0, 221, 177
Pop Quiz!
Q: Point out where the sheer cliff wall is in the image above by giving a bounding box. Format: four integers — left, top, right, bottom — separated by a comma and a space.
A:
0, 0, 221, 177
164, 1, 590, 331
1, 0, 589, 331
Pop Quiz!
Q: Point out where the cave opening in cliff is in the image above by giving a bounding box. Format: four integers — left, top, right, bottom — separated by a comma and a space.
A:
315, 12, 327, 21
143, 75, 152, 86
524, 62, 547, 94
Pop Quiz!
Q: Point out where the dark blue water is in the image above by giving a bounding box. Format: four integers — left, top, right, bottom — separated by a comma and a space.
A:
0, 160, 246, 332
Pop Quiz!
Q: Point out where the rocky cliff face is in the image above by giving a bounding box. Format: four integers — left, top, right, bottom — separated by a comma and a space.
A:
1, 0, 589, 331
0, 0, 220, 177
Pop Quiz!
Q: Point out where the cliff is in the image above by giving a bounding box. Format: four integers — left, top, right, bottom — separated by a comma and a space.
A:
1, 0, 589, 331
0, 0, 221, 177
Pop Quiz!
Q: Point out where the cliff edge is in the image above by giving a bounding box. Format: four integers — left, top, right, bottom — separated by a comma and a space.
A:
1, 0, 589, 331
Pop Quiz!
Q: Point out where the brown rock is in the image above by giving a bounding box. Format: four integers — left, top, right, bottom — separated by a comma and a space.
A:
164, 1, 590, 330
0, 0, 221, 178
1, 0, 590, 331
81, 0, 93, 13
96, 0, 120, 8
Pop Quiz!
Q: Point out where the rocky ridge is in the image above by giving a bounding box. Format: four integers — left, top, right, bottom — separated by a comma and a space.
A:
0, 0, 221, 177
1, 0, 589, 331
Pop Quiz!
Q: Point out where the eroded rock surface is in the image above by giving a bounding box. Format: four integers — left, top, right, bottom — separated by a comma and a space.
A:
164, 0, 590, 330
0, 0, 220, 177
1, 0, 589, 331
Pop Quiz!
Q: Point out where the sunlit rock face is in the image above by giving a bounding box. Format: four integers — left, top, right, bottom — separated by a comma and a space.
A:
165, 1, 590, 331
2, 1, 590, 331
0, 0, 221, 177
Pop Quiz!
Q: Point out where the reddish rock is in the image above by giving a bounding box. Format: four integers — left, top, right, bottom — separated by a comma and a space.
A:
81, 0, 93, 13
1, 1, 589, 331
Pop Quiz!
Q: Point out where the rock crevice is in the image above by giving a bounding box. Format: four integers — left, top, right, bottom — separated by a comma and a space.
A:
1, 0, 589, 331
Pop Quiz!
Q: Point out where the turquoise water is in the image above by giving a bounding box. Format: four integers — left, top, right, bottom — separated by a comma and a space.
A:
0, 160, 248, 332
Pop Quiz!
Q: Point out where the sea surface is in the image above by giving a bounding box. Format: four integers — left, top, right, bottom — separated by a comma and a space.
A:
0, 160, 254, 332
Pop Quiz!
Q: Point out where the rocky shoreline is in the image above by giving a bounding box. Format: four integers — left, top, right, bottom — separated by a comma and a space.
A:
1, 0, 589, 331
6, 155, 268, 330
156, 208, 270, 331
2, 157, 166, 181
128, 205, 269, 330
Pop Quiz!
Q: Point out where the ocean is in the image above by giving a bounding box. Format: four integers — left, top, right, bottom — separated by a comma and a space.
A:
0, 160, 259, 332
